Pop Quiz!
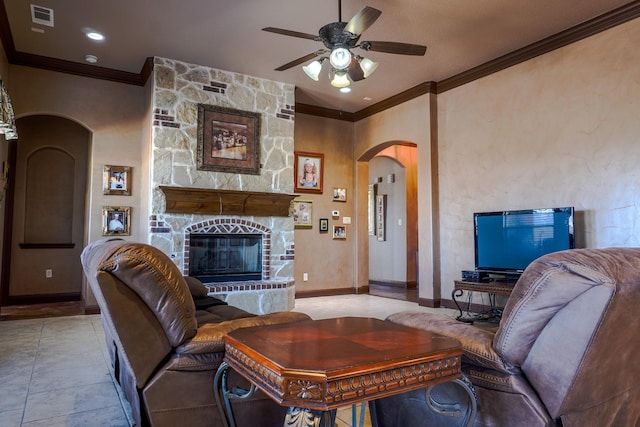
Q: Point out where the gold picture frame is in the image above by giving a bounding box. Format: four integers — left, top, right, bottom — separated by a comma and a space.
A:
102, 206, 131, 236
333, 188, 347, 202
333, 225, 347, 239
103, 165, 131, 195
293, 200, 313, 229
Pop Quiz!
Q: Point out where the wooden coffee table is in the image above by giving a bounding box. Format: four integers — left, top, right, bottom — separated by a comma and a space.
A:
214, 317, 476, 427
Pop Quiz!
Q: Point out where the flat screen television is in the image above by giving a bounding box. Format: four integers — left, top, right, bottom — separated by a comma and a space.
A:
474, 207, 575, 275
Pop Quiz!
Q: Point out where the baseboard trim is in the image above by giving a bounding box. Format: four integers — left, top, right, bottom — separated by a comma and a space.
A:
369, 280, 417, 289
296, 287, 369, 298
7, 293, 81, 305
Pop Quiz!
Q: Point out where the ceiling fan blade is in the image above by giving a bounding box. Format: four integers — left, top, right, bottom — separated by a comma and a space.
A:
344, 6, 382, 36
274, 52, 321, 71
362, 41, 427, 56
347, 57, 365, 82
262, 27, 318, 41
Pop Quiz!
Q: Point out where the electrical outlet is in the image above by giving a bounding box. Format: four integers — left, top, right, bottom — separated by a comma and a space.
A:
303, 273, 308, 282
45, 269, 53, 278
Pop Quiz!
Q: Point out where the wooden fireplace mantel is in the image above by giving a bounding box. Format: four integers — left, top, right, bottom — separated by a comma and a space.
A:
159, 186, 297, 217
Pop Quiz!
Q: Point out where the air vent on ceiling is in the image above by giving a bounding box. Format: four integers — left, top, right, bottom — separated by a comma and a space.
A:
30, 4, 54, 27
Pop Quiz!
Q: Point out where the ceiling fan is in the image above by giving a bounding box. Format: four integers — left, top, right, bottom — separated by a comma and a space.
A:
262, 0, 427, 88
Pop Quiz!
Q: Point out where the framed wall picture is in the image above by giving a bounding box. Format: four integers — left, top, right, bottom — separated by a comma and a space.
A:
103, 165, 131, 195
102, 206, 131, 236
367, 184, 376, 236
196, 104, 261, 175
293, 200, 313, 228
333, 188, 346, 202
333, 225, 347, 239
319, 218, 329, 233
376, 194, 386, 242
294, 151, 324, 193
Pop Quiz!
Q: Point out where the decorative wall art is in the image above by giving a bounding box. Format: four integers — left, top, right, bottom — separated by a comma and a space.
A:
333, 225, 347, 240
368, 184, 376, 236
376, 194, 386, 242
103, 165, 131, 196
293, 200, 313, 229
294, 151, 324, 193
102, 206, 131, 236
197, 104, 261, 174
319, 218, 329, 233
333, 188, 346, 202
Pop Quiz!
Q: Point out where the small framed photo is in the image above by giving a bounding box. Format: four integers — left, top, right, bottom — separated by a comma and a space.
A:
294, 151, 324, 194
333, 225, 346, 239
319, 218, 329, 233
333, 188, 347, 202
102, 206, 131, 236
103, 165, 131, 196
293, 200, 313, 228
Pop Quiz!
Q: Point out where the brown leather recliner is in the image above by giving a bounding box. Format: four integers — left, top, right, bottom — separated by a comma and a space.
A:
371, 248, 640, 427
81, 239, 311, 427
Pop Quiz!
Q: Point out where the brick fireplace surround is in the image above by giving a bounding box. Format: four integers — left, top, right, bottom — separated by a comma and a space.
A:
183, 218, 294, 314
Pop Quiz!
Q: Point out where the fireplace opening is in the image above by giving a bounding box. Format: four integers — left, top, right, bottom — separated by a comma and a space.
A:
189, 233, 262, 282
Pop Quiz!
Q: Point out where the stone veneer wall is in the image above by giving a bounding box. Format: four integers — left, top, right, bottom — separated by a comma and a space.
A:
147, 57, 296, 314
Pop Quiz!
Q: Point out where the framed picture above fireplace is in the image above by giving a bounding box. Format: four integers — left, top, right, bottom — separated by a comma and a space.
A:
196, 104, 261, 175
293, 200, 313, 229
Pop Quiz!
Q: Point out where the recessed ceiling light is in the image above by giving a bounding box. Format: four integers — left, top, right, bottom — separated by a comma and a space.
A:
85, 54, 98, 64
340, 87, 351, 93
86, 31, 105, 41
363, 97, 373, 101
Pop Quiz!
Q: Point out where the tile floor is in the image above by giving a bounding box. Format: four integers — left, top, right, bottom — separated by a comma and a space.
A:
0, 295, 457, 427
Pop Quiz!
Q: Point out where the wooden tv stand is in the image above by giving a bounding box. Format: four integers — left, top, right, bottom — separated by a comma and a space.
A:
453, 280, 514, 323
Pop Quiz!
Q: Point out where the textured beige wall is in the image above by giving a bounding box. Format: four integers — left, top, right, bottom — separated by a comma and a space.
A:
9, 66, 147, 244
438, 19, 640, 300
8, 66, 146, 306
294, 114, 356, 293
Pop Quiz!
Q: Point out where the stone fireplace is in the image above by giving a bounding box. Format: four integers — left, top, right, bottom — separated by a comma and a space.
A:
147, 57, 297, 314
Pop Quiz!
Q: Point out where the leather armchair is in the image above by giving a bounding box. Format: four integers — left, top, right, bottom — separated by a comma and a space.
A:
371, 248, 640, 426
81, 239, 311, 427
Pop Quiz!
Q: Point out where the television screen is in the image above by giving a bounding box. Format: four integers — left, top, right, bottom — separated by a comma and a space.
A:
474, 207, 575, 274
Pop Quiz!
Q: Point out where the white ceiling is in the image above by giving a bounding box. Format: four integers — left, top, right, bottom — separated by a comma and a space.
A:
2, 0, 636, 112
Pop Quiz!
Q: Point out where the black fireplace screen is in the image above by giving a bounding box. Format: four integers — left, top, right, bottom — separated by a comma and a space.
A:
189, 234, 262, 282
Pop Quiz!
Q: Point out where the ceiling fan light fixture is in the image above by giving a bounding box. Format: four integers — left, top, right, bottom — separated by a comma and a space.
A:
302, 59, 324, 81
329, 48, 351, 70
359, 57, 379, 78
331, 70, 351, 88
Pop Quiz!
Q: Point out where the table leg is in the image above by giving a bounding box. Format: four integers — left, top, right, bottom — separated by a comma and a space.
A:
452, 289, 474, 323
284, 407, 334, 427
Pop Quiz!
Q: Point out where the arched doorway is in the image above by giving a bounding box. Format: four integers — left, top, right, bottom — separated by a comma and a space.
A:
359, 142, 418, 301
1, 115, 90, 305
